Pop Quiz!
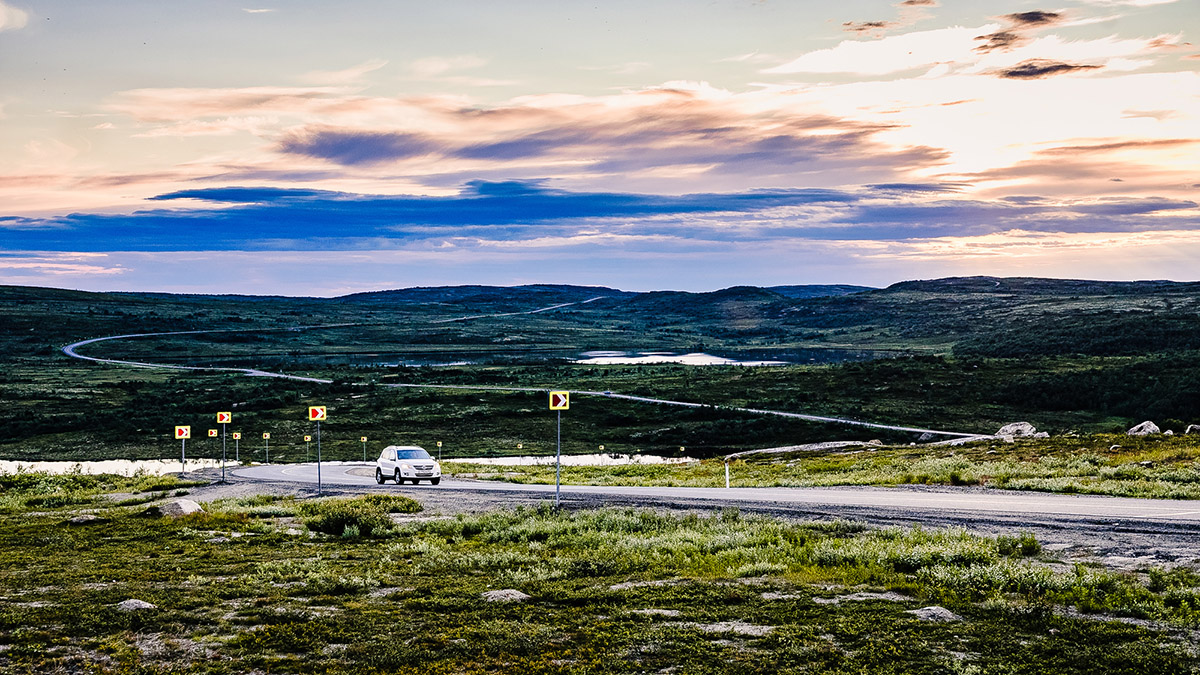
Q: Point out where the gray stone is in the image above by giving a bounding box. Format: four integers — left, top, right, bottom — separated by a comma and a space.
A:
1164, 430, 1175, 436
1032, 432, 1050, 438
147, 499, 204, 518
1127, 421, 1160, 436
906, 606, 962, 622
68, 514, 104, 525
116, 599, 157, 612
996, 422, 1038, 437
1186, 425, 1200, 435
482, 589, 530, 603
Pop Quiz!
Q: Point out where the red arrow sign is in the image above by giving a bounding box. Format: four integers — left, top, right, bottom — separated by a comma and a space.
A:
549, 391, 570, 410
216, 411, 232, 424
207, 429, 218, 437
175, 426, 191, 439
308, 406, 327, 421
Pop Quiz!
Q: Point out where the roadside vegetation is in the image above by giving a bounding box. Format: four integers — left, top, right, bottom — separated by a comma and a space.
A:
0, 473, 1197, 673
451, 433, 1200, 501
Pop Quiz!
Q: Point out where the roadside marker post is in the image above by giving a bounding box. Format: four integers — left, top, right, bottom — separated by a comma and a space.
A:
175, 426, 191, 474
360, 436, 368, 462
262, 432, 271, 464
436, 440, 442, 462
549, 391, 569, 507
725, 460, 730, 489
304, 435, 312, 462
309, 406, 327, 496
217, 412, 231, 483
232, 432, 241, 462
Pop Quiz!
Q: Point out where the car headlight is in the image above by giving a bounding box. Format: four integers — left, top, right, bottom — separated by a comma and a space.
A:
400, 463, 411, 471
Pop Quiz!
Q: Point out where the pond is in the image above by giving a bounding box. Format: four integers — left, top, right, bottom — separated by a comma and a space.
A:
443, 453, 698, 466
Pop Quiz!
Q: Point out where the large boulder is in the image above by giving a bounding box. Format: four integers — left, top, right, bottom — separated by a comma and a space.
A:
1186, 425, 1200, 435
1127, 421, 1160, 436
906, 606, 962, 622
996, 422, 1037, 437
116, 599, 157, 612
147, 499, 204, 518
482, 589, 530, 603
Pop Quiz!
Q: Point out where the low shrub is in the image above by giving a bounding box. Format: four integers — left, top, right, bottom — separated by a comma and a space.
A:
299, 495, 419, 538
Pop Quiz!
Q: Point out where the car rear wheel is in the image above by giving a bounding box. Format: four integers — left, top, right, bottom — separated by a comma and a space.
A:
375, 468, 384, 484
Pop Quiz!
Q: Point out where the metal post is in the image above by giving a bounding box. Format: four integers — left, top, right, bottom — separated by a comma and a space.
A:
362, 440, 367, 463
265, 437, 269, 464
235, 438, 239, 462
316, 420, 323, 497
221, 423, 227, 483
555, 409, 561, 507
725, 461, 730, 489
180, 439, 186, 475
306, 440, 310, 463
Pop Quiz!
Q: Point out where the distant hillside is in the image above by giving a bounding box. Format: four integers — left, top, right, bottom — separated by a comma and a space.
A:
768, 284, 873, 299
887, 276, 1200, 296
339, 284, 629, 305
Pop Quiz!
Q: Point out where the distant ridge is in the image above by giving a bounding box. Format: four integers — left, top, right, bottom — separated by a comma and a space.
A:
887, 276, 1200, 296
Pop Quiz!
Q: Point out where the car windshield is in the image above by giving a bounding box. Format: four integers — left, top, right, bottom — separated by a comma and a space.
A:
396, 449, 431, 460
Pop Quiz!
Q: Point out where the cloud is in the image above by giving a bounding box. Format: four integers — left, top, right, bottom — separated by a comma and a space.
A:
974, 11, 1064, 53
277, 128, 441, 165
300, 59, 388, 85
0, 1, 27, 31
4, 182, 1197, 258
765, 21, 1173, 77
996, 59, 1103, 79
841, 0, 939, 37
242, 8, 275, 13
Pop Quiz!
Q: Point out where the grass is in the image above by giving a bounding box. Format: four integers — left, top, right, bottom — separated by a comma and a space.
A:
448, 433, 1200, 500
0, 473, 1197, 673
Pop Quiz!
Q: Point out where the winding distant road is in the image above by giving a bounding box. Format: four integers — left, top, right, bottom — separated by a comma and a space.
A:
61, 299, 990, 441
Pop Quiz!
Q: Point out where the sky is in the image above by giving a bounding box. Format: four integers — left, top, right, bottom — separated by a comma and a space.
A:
1, 0, 1197, 295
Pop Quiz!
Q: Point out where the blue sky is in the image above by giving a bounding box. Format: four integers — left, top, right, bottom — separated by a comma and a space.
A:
1, 0, 1197, 294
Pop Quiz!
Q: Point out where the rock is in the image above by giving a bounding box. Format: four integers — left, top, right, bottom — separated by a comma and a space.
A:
147, 499, 204, 518
906, 606, 962, 622
1032, 432, 1050, 439
917, 432, 936, 443
68, 514, 104, 525
996, 422, 1037, 437
482, 589, 530, 603
116, 599, 157, 612
1164, 430, 1174, 436
1127, 421, 1160, 436
1186, 425, 1200, 435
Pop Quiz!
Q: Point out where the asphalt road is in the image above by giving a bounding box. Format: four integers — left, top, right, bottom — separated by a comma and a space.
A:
232, 462, 1200, 526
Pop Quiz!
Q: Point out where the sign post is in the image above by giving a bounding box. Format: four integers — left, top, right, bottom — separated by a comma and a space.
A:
233, 432, 241, 462
549, 391, 570, 507
304, 435, 312, 462
436, 440, 442, 462
217, 412, 231, 483
262, 432, 271, 464
175, 426, 190, 474
360, 436, 368, 462
309, 406, 327, 496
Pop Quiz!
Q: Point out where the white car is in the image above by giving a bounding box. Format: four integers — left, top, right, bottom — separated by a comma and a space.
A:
375, 445, 441, 485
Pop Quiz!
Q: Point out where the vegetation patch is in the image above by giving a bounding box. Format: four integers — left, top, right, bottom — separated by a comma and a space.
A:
0, 475, 1196, 672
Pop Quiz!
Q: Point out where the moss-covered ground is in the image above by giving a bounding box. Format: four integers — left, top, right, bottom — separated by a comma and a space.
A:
0, 474, 1197, 673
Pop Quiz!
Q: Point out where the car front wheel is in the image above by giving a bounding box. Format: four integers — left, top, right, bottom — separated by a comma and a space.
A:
393, 469, 402, 484
431, 477, 441, 485
375, 468, 384, 484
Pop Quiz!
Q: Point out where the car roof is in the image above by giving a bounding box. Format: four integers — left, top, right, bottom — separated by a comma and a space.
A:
383, 445, 427, 452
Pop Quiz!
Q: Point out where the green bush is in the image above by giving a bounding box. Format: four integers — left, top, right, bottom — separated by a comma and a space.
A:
299, 495, 419, 538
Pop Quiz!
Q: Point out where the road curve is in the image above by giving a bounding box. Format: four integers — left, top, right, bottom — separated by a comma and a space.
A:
61, 300, 989, 439
232, 463, 1200, 525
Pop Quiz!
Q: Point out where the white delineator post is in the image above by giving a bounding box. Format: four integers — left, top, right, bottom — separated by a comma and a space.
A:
725, 460, 730, 489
